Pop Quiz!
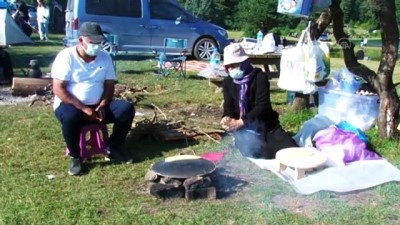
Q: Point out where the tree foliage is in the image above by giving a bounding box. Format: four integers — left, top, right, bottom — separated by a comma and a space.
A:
234, 0, 300, 36
340, 0, 378, 28
177, 0, 387, 34
176, 0, 239, 27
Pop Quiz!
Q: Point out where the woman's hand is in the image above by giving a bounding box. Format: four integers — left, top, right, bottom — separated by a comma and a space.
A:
220, 116, 231, 124
221, 117, 244, 132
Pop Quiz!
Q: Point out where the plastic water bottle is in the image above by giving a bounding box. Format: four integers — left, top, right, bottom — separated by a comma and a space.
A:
210, 47, 221, 68
257, 30, 263, 45
254, 30, 263, 52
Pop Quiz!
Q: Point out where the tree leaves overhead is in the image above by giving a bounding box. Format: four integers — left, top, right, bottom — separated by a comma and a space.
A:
341, 0, 379, 28
177, 0, 240, 27
177, 0, 385, 32
234, 0, 300, 36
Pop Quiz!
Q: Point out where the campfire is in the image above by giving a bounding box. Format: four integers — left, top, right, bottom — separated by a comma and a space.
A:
145, 155, 217, 201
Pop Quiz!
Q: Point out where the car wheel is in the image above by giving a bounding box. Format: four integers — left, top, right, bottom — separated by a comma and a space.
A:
193, 38, 217, 61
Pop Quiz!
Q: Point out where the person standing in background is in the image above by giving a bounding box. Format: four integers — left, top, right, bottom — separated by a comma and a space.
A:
260, 21, 268, 37
36, 0, 50, 40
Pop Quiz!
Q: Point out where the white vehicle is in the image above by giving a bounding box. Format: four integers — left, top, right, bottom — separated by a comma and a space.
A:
237, 37, 257, 54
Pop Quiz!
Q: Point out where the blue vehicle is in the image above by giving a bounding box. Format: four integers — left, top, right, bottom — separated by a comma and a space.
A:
64, 0, 231, 60
319, 32, 330, 42
0, 0, 7, 8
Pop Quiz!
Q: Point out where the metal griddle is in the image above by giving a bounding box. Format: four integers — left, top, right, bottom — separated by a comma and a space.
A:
151, 155, 216, 179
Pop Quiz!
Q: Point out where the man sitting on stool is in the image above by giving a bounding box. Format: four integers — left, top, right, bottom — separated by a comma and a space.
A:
51, 22, 135, 176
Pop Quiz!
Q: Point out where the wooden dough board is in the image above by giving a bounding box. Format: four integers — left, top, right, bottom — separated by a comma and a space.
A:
275, 147, 327, 180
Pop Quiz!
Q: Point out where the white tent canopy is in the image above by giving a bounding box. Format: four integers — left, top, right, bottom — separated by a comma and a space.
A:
0, 8, 34, 46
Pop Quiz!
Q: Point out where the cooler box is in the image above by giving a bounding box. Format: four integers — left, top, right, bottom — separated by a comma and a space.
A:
318, 88, 379, 130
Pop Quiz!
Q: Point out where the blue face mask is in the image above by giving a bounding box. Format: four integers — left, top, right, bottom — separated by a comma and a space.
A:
83, 40, 101, 56
229, 67, 244, 79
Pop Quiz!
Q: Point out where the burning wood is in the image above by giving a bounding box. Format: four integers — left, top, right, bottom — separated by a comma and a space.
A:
147, 174, 216, 200
183, 176, 212, 190
148, 182, 185, 199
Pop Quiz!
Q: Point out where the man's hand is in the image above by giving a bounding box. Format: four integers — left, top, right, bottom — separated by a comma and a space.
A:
95, 104, 106, 122
82, 107, 98, 122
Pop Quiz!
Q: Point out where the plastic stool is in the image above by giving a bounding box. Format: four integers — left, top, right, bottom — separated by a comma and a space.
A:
65, 123, 109, 160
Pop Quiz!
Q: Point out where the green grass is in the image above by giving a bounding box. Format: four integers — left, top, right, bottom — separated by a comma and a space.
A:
228, 30, 244, 41
1, 33, 400, 225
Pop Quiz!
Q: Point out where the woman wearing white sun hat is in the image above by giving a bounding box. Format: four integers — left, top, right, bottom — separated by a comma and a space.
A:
220, 43, 298, 159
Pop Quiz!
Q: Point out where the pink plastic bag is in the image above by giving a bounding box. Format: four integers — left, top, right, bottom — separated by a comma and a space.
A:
313, 126, 381, 166
202, 151, 226, 163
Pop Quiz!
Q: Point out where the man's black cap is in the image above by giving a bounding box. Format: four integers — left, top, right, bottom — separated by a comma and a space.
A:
79, 22, 104, 43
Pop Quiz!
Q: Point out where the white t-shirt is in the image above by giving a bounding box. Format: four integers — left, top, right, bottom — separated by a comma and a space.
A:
51, 46, 116, 110
37, 6, 50, 23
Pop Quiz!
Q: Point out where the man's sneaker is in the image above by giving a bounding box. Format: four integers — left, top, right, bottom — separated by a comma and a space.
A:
105, 151, 133, 164
68, 157, 82, 176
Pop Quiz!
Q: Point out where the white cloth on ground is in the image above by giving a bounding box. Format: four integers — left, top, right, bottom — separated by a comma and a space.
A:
248, 157, 400, 195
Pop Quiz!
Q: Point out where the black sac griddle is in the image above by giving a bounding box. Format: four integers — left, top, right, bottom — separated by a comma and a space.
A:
151, 155, 216, 179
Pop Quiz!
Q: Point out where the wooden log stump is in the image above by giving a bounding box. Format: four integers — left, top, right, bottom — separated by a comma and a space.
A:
12, 77, 52, 97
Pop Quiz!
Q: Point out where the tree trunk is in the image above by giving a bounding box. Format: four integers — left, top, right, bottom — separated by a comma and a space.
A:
292, 93, 310, 110
329, 0, 399, 138
375, 0, 399, 137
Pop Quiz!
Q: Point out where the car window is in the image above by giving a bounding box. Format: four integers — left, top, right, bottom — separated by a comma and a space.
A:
86, 0, 142, 18
149, 0, 193, 21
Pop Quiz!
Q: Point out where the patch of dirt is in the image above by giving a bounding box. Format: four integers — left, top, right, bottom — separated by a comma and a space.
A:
273, 190, 384, 219
273, 195, 328, 218
164, 103, 221, 125
335, 190, 381, 206
0, 85, 33, 106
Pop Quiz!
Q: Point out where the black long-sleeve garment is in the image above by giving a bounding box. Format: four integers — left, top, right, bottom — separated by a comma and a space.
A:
222, 68, 280, 134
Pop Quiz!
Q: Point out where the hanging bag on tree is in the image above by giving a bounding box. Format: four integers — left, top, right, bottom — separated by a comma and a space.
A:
277, 28, 318, 94
277, 0, 313, 17
303, 25, 330, 82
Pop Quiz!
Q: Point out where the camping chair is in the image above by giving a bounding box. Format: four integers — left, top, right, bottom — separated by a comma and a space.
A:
155, 38, 188, 79
102, 34, 118, 72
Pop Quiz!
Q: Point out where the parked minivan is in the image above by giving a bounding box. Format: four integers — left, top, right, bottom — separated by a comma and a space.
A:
64, 0, 231, 60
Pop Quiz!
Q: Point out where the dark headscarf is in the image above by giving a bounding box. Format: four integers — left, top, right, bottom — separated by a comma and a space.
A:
232, 59, 255, 117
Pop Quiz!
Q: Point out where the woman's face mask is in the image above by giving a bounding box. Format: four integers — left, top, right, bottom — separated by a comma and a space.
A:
228, 67, 244, 79
82, 39, 101, 56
